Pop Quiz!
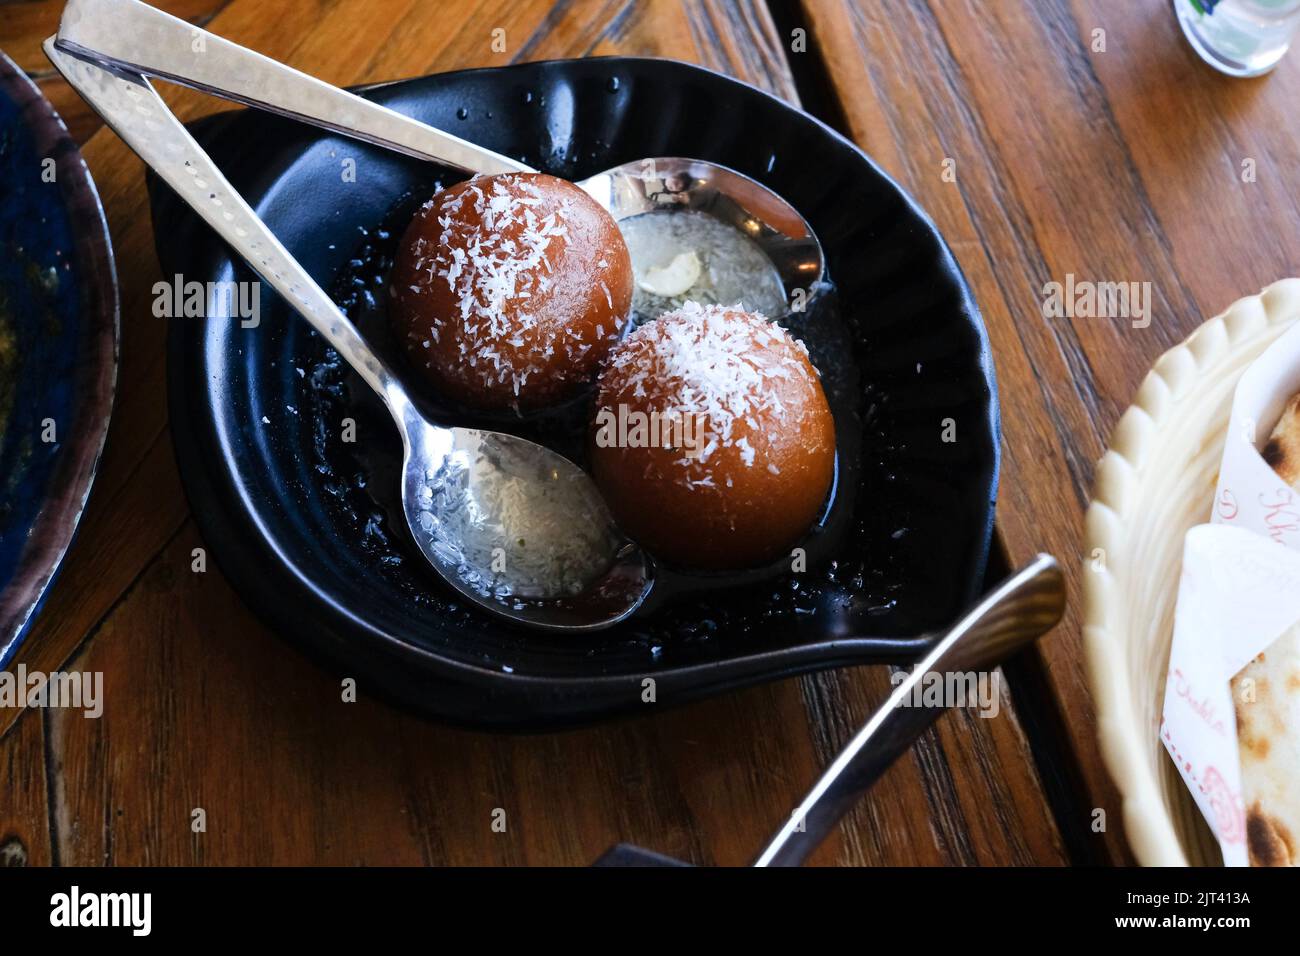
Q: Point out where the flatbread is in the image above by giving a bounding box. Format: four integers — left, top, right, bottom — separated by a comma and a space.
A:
1227, 398, 1300, 866
1232, 623, 1300, 866
1261, 392, 1300, 488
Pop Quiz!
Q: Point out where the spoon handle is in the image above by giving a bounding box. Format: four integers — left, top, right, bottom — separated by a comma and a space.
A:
751, 554, 1065, 866
45, 39, 404, 411
55, 0, 531, 176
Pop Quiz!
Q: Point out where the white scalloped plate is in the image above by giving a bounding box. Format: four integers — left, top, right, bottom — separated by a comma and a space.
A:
1084, 278, 1300, 866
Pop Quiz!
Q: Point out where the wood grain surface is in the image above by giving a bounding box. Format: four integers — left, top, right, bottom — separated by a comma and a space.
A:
0, 0, 1067, 867
11, 0, 1290, 867
792, 0, 1300, 863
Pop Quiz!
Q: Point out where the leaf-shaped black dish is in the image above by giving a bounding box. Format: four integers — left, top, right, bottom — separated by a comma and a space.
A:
151, 58, 998, 729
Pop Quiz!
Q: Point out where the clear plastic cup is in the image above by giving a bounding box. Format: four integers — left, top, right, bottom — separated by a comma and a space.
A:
1175, 0, 1300, 76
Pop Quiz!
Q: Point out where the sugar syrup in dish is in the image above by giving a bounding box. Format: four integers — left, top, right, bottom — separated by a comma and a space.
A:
303, 182, 912, 651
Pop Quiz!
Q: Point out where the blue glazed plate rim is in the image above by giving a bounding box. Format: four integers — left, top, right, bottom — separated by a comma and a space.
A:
0, 53, 120, 667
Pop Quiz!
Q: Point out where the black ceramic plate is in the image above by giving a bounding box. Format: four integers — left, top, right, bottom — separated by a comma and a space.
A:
0, 53, 118, 667
152, 58, 998, 729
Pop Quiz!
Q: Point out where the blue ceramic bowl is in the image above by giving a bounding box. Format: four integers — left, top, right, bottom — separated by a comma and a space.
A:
152, 59, 997, 728
0, 53, 118, 667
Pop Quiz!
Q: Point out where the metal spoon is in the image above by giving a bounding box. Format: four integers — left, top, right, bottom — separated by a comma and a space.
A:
46, 40, 652, 631
53, 0, 824, 298
597, 554, 1067, 866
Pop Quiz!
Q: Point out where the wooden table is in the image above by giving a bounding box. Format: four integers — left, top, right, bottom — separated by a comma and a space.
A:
2, 0, 1297, 867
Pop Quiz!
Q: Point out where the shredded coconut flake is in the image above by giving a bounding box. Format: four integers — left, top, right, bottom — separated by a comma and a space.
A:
598, 302, 817, 485
407, 175, 592, 401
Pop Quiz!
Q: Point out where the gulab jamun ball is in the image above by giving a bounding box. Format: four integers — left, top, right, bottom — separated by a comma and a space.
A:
388, 172, 633, 411
590, 302, 836, 570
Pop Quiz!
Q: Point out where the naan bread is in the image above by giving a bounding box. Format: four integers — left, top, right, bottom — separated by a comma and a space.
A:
1227, 399, 1300, 865
1232, 622, 1300, 866
1261, 392, 1300, 488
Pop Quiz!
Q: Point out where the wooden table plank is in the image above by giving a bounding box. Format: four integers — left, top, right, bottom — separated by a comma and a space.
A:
0, 710, 52, 867
2, 0, 1067, 865
48, 520, 1063, 865
1, 0, 223, 72
1, 0, 227, 142
797, 0, 1300, 863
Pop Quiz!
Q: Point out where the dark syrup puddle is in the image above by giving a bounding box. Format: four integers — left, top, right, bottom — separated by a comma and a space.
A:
301, 182, 911, 659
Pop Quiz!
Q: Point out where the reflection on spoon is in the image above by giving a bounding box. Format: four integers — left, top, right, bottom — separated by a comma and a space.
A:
621, 209, 789, 319
415, 429, 619, 600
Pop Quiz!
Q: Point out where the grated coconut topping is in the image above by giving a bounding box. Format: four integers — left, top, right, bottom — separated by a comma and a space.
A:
406, 176, 582, 398
601, 302, 814, 477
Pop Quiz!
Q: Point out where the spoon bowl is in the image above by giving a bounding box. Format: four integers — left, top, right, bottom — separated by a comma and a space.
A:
578, 157, 824, 300
398, 407, 653, 630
